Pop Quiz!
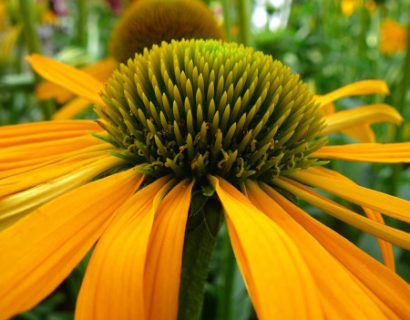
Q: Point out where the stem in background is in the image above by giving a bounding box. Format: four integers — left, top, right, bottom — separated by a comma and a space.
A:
19, 0, 41, 54
178, 198, 222, 320
216, 227, 235, 320
391, 23, 410, 195
235, 0, 250, 46
19, 0, 55, 119
76, 0, 88, 47
222, 0, 232, 41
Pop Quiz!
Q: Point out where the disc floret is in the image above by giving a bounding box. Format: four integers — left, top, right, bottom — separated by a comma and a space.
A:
98, 39, 326, 185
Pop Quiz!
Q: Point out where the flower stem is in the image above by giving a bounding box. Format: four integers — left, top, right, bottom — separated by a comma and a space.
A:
216, 227, 235, 320
76, 0, 88, 47
19, 0, 41, 54
19, 0, 55, 119
222, 0, 232, 41
178, 198, 223, 320
235, 0, 250, 46
390, 23, 410, 195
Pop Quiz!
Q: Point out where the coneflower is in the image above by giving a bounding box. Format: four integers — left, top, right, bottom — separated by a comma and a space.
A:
0, 39, 409, 319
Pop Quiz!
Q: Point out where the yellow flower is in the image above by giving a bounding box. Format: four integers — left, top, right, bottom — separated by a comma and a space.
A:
36, 0, 224, 120
341, 0, 360, 17
379, 19, 408, 54
1, 39, 410, 319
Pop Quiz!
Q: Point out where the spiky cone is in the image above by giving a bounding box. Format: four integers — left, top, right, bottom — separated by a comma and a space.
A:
35, 0, 225, 120
1, 39, 410, 319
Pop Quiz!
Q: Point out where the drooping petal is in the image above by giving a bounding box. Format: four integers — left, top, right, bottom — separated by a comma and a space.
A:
0, 120, 102, 144
289, 169, 410, 224
322, 104, 402, 136
52, 98, 92, 120
75, 177, 169, 320
144, 180, 194, 320
0, 156, 124, 226
28, 54, 105, 105
246, 181, 395, 319
36, 58, 117, 103
308, 166, 395, 270
0, 169, 142, 319
313, 142, 410, 163
273, 176, 410, 250
0, 135, 107, 172
264, 186, 410, 319
342, 124, 375, 142
314, 80, 389, 107
210, 176, 323, 320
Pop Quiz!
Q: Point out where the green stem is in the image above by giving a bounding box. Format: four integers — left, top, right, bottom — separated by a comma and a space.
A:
235, 0, 250, 46
178, 198, 222, 320
19, 0, 41, 54
216, 227, 235, 320
222, 0, 232, 41
19, 0, 55, 119
391, 23, 410, 195
76, 0, 88, 47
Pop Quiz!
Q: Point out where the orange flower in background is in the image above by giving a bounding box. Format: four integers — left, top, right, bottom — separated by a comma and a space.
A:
379, 19, 408, 54
341, 0, 360, 17
0, 39, 409, 319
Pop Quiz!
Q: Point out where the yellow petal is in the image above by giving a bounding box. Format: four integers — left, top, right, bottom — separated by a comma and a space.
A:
273, 176, 410, 250
289, 169, 410, 224
322, 104, 402, 136
247, 182, 395, 319
81, 58, 117, 81
52, 98, 92, 120
75, 177, 168, 320
0, 169, 142, 319
28, 54, 104, 105
315, 80, 389, 107
36, 81, 75, 103
308, 166, 395, 271
313, 142, 410, 163
342, 124, 375, 142
265, 186, 410, 319
0, 156, 124, 226
211, 176, 323, 320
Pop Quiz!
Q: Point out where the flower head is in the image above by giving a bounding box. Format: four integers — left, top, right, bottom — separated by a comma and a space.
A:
1, 39, 410, 319
379, 19, 408, 54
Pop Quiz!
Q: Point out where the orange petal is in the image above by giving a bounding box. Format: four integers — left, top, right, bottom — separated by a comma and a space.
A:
313, 142, 410, 163
289, 169, 410, 224
322, 104, 402, 136
28, 54, 105, 105
315, 80, 389, 107
342, 124, 375, 142
247, 182, 396, 319
211, 176, 323, 319
0, 156, 124, 227
36, 81, 74, 103
75, 177, 168, 320
265, 186, 410, 319
308, 166, 395, 271
144, 180, 194, 320
273, 176, 410, 250
0, 169, 142, 319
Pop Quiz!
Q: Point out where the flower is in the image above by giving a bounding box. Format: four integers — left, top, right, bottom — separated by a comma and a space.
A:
379, 19, 408, 54
35, 0, 224, 120
1, 39, 410, 319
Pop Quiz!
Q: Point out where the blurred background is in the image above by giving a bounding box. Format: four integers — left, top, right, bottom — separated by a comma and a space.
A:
0, 0, 409, 319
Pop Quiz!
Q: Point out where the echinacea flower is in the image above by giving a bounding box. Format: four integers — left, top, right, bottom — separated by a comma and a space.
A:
379, 19, 408, 55
1, 39, 410, 319
36, 0, 225, 120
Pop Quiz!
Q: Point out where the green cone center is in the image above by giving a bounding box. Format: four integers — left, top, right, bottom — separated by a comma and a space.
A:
99, 39, 326, 185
